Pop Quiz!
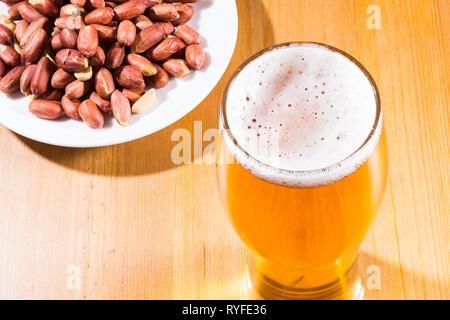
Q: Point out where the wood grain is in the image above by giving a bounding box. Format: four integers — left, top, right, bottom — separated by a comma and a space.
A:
0, 0, 448, 299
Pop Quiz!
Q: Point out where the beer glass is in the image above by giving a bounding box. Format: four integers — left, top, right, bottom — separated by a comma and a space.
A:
216, 42, 387, 299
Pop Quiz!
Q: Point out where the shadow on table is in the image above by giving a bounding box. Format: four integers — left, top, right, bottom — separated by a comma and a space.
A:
15, 0, 274, 177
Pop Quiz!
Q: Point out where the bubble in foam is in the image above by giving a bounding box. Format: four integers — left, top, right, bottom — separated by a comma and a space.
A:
221, 43, 382, 188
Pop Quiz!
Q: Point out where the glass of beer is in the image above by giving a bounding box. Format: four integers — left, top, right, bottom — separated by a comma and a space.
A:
216, 42, 387, 300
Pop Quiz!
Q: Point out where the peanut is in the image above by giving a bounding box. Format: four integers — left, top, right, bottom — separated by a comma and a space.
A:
88, 46, 105, 67
176, 24, 201, 45
18, 4, 44, 23
65, 79, 91, 99
74, 65, 93, 81
28, 0, 59, 18
0, 24, 14, 44
113, 0, 147, 21
59, 4, 82, 17
19, 17, 48, 47
126, 53, 156, 76
162, 58, 191, 78
21, 28, 47, 63
31, 56, 53, 96
85, 7, 114, 25
91, 24, 115, 43
8, 2, 24, 21
77, 25, 98, 57
185, 44, 205, 70
79, 99, 104, 129
14, 19, 28, 43
0, 0, 205, 129
105, 42, 125, 68
148, 3, 180, 22
0, 43, 21, 66
172, 4, 194, 26
131, 23, 165, 53
42, 88, 64, 101
61, 95, 81, 120
20, 63, 37, 95
114, 65, 145, 91
117, 20, 136, 47
132, 88, 156, 114
29, 99, 64, 119
0, 59, 5, 78
145, 37, 184, 61
59, 28, 78, 49
133, 15, 152, 31
111, 89, 131, 126
55, 15, 84, 30
146, 63, 169, 89
89, 91, 111, 113
94, 67, 115, 99
51, 68, 76, 89
121, 88, 142, 104
0, 65, 25, 93
55, 48, 89, 72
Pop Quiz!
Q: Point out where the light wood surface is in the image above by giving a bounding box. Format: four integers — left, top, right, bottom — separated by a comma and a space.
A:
0, 0, 448, 300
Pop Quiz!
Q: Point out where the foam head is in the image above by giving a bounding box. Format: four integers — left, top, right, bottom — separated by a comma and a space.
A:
221, 43, 382, 187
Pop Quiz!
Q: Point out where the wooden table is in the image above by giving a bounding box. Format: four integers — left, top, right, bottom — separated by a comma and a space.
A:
0, 0, 448, 300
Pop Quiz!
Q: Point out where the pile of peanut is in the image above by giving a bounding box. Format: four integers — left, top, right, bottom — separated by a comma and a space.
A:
0, 0, 205, 129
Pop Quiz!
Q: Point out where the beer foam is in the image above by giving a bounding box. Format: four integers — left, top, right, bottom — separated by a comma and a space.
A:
221, 43, 382, 187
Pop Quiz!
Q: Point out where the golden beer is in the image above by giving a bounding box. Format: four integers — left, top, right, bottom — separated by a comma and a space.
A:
217, 42, 387, 299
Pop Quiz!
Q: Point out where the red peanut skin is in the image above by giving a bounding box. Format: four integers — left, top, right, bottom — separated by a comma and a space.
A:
0, 24, 14, 44
61, 95, 81, 120
31, 56, 53, 96
117, 20, 136, 46
51, 68, 76, 89
146, 63, 169, 89
185, 44, 205, 70
111, 89, 131, 126
89, 91, 111, 113
18, 4, 45, 23
65, 79, 91, 99
29, 0, 59, 18
88, 46, 106, 67
0, 66, 25, 93
14, 19, 29, 44
114, 65, 145, 91
77, 25, 99, 57
20, 17, 48, 47
55, 49, 89, 72
0, 44, 21, 66
105, 42, 125, 69
95, 67, 115, 99
59, 28, 78, 49
114, 0, 147, 20
42, 88, 64, 101
0, 59, 6, 78
176, 24, 201, 45
85, 7, 114, 25
172, 4, 194, 26
21, 28, 48, 63
29, 100, 64, 119
132, 23, 165, 53
20, 64, 37, 94
79, 99, 104, 129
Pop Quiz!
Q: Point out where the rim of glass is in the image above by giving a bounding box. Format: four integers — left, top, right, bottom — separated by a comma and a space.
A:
220, 41, 382, 175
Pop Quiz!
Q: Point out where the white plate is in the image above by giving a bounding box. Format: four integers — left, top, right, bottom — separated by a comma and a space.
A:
0, 0, 238, 147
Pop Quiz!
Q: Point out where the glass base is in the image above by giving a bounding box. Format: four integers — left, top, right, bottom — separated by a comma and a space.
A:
247, 249, 364, 300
